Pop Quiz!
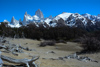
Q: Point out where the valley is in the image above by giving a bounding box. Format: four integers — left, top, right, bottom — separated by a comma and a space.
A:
0, 38, 100, 67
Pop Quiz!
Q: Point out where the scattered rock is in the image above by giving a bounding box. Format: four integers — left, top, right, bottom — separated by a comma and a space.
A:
46, 51, 56, 54
58, 57, 65, 61
50, 58, 59, 60
55, 46, 59, 49
24, 43, 28, 45
64, 53, 98, 63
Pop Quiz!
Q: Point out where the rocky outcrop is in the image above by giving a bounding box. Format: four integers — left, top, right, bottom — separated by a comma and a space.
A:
11, 16, 15, 24
11, 16, 19, 25
35, 9, 44, 18
25, 12, 27, 15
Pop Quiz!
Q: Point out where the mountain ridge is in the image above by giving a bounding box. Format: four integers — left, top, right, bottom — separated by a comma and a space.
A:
2, 9, 100, 31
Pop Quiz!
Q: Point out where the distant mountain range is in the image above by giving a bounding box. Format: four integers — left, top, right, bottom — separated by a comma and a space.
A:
2, 9, 100, 31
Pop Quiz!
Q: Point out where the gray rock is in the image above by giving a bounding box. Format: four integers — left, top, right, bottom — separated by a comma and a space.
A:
11, 16, 19, 25
46, 51, 55, 54
35, 9, 44, 18
64, 53, 98, 63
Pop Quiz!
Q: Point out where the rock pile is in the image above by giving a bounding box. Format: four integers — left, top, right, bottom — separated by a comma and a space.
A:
63, 53, 98, 63
43, 52, 98, 63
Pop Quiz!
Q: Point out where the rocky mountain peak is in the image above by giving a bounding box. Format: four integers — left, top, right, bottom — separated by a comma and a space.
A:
11, 16, 15, 24
19, 18, 21, 22
25, 12, 27, 15
3, 19, 9, 23
35, 9, 44, 18
10, 16, 19, 25
23, 15, 27, 22
97, 14, 100, 17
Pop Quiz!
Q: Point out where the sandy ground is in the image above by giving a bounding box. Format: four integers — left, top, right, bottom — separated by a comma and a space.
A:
0, 38, 100, 67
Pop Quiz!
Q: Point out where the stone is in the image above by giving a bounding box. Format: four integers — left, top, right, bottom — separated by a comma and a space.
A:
35, 9, 44, 18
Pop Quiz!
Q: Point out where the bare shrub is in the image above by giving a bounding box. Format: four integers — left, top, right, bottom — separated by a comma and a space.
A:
39, 41, 55, 47
56, 40, 67, 43
80, 36, 100, 53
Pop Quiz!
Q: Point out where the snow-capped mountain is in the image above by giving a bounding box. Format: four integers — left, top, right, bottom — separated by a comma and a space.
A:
82, 13, 97, 22
35, 9, 44, 18
65, 13, 88, 27
22, 10, 44, 25
53, 12, 72, 21
23, 12, 34, 24
9, 16, 20, 27
2, 9, 100, 30
97, 14, 100, 21
3, 20, 9, 23
82, 13, 100, 22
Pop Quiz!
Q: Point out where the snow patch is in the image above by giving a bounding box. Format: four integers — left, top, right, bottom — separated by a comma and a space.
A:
54, 12, 72, 21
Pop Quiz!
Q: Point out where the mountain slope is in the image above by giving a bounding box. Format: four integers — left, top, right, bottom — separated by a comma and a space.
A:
53, 12, 72, 21
35, 9, 44, 18
2, 9, 100, 31
9, 16, 20, 27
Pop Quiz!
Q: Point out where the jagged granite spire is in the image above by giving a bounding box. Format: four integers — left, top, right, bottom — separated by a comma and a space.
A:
19, 18, 21, 22
23, 12, 27, 22
23, 15, 27, 25
11, 16, 15, 24
25, 11, 27, 15
11, 16, 19, 25
23, 15, 27, 21
35, 9, 44, 18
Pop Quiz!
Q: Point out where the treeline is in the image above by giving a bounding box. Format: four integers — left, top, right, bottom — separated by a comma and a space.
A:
1, 22, 100, 53
0, 22, 86, 40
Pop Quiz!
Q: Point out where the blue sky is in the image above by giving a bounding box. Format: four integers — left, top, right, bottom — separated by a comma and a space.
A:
0, 0, 100, 22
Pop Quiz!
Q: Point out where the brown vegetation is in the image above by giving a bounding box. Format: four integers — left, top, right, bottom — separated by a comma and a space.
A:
39, 40, 55, 47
